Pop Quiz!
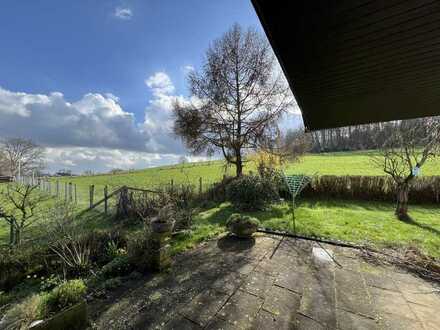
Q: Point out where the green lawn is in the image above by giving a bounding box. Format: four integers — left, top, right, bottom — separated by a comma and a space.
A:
50, 150, 440, 207
184, 199, 440, 259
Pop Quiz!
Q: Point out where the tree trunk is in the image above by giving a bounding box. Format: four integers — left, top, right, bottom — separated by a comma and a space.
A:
15, 227, 21, 246
235, 152, 243, 177
395, 183, 409, 219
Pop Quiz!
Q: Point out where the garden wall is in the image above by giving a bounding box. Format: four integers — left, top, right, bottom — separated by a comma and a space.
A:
302, 175, 440, 204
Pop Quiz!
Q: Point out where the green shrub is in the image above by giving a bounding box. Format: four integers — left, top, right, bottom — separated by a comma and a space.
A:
40, 274, 63, 292
43, 279, 87, 315
0, 245, 50, 290
0, 294, 44, 329
226, 214, 260, 237
101, 255, 133, 278
226, 175, 279, 210
0, 291, 13, 307
106, 240, 127, 260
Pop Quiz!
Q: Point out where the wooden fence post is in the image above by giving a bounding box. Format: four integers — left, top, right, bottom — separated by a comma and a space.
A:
64, 182, 68, 201
170, 179, 174, 193
89, 185, 95, 208
74, 184, 77, 204
56, 181, 60, 198
104, 185, 108, 214
199, 177, 203, 194
69, 183, 73, 202
117, 186, 129, 218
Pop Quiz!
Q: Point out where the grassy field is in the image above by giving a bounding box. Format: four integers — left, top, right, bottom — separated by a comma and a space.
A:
50, 150, 440, 207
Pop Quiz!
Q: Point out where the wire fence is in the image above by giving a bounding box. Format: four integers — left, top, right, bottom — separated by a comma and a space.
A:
13, 175, 225, 214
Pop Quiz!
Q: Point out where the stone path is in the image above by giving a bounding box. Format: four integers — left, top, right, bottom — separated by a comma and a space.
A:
91, 234, 440, 329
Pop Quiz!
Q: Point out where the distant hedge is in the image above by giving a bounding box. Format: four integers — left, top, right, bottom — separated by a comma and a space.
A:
301, 175, 440, 204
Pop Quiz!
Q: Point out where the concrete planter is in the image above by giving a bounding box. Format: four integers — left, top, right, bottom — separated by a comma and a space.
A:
226, 215, 260, 238
29, 300, 88, 330
151, 218, 174, 234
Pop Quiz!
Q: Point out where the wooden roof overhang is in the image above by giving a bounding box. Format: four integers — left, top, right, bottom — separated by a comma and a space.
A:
251, 0, 440, 131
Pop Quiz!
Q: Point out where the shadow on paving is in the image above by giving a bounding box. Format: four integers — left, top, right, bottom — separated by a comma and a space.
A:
89, 234, 440, 330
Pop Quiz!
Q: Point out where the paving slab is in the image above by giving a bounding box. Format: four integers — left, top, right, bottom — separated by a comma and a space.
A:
408, 302, 440, 330
336, 309, 378, 330
274, 268, 308, 295
254, 310, 297, 329
363, 272, 398, 291
369, 287, 417, 320
178, 289, 229, 327
377, 313, 425, 330
295, 313, 326, 329
210, 272, 245, 295
299, 266, 336, 329
335, 269, 375, 318
204, 317, 237, 330
162, 316, 201, 330
241, 271, 275, 298
262, 285, 301, 318
217, 290, 264, 328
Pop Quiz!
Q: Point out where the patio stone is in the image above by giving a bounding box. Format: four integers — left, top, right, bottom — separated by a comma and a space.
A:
363, 272, 398, 291
299, 266, 336, 330
178, 289, 229, 327
254, 310, 297, 329
335, 269, 374, 317
274, 268, 308, 295
210, 272, 245, 295
262, 285, 301, 317
241, 271, 275, 298
336, 309, 378, 330
217, 290, 264, 328
162, 316, 201, 330
408, 302, 440, 330
369, 287, 417, 320
377, 313, 425, 330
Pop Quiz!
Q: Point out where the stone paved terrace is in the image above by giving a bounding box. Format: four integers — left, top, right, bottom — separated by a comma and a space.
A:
91, 234, 440, 329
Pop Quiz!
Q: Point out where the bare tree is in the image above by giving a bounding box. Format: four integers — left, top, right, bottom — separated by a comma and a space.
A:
173, 24, 294, 177
1, 138, 45, 178
0, 204, 16, 246
0, 150, 8, 175
282, 128, 312, 158
372, 118, 440, 219
0, 183, 46, 246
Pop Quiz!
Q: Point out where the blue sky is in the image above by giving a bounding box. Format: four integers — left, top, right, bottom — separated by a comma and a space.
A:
0, 1, 300, 173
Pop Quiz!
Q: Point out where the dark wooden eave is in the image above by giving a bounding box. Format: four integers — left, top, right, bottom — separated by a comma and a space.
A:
251, 0, 440, 131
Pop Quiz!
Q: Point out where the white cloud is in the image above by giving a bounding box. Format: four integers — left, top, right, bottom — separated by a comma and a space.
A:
114, 7, 133, 20
145, 72, 175, 96
0, 86, 148, 151
181, 65, 195, 74
142, 72, 198, 154
44, 146, 208, 174
0, 88, 49, 117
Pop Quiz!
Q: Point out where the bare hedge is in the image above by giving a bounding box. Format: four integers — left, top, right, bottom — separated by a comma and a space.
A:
301, 175, 440, 204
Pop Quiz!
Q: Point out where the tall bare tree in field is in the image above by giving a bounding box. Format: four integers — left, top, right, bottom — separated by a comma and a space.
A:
173, 24, 294, 177
1, 138, 45, 177
373, 118, 440, 219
